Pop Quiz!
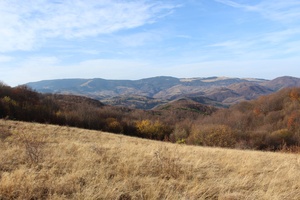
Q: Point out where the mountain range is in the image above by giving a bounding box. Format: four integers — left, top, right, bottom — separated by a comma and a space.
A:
26, 76, 300, 109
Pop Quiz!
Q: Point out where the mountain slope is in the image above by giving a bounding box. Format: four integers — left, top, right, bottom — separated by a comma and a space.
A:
26, 76, 265, 99
26, 76, 300, 109
261, 76, 300, 91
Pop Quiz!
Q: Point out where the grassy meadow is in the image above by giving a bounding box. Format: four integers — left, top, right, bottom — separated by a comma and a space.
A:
0, 119, 299, 200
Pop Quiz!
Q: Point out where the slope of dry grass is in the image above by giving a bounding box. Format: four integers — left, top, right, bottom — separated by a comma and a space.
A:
0, 119, 299, 200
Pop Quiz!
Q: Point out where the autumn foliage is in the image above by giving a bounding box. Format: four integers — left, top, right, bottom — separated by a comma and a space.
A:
1, 82, 300, 151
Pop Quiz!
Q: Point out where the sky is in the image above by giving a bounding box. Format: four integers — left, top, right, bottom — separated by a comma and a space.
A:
1, 0, 300, 86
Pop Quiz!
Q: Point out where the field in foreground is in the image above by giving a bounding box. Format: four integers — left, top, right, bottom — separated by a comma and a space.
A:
0, 120, 299, 200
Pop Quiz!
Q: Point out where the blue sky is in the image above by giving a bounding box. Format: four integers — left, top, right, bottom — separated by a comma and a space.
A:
1, 0, 300, 86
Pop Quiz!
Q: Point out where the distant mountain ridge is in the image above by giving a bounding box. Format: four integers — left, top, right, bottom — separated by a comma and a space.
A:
26, 76, 300, 109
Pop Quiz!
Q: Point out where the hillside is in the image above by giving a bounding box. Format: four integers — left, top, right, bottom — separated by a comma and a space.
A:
0, 120, 299, 199
153, 98, 217, 115
26, 76, 300, 109
262, 76, 300, 91
102, 95, 168, 110
2, 83, 300, 151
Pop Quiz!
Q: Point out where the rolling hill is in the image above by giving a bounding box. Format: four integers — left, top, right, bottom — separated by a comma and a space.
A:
26, 76, 300, 109
2, 82, 300, 151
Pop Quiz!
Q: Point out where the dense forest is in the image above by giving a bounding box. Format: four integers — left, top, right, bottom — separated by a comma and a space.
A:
0, 82, 299, 151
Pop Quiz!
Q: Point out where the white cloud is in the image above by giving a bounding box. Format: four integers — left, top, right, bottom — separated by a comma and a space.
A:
169, 58, 300, 79
0, 0, 177, 52
215, 0, 300, 24
117, 31, 163, 47
214, 0, 258, 11
0, 55, 13, 62
207, 26, 300, 60
257, 0, 300, 23
21, 56, 60, 67
263, 29, 300, 44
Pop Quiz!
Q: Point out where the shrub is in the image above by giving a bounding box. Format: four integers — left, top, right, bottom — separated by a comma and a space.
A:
187, 124, 237, 148
170, 127, 188, 143
105, 118, 123, 133
265, 129, 297, 150
135, 120, 172, 140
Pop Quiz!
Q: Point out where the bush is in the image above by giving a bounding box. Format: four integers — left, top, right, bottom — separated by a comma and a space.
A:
105, 118, 123, 133
187, 124, 237, 148
135, 120, 172, 140
265, 129, 297, 150
170, 127, 188, 143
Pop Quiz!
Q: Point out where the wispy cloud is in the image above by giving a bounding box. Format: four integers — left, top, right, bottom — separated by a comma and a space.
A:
214, 0, 257, 11
0, 55, 13, 63
169, 57, 300, 79
263, 28, 300, 44
0, 0, 177, 52
257, 0, 300, 23
117, 31, 163, 47
210, 1, 300, 60
215, 0, 300, 23
207, 29, 300, 60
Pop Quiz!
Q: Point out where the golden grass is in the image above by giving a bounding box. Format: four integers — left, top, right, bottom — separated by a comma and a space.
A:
0, 120, 299, 200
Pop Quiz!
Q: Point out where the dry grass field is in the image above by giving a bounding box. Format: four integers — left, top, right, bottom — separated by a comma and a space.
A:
0, 119, 299, 200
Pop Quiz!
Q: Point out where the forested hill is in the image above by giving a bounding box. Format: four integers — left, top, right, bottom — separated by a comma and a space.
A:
26, 76, 300, 109
1, 82, 300, 151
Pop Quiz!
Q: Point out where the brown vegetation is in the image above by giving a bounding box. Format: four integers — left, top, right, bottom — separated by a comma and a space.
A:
0, 120, 300, 199
1, 83, 300, 151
